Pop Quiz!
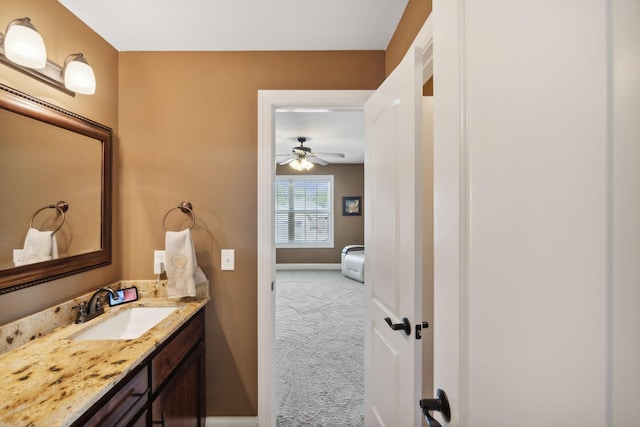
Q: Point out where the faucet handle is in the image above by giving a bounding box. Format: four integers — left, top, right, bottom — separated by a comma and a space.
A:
72, 301, 87, 313
72, 302, 88, 323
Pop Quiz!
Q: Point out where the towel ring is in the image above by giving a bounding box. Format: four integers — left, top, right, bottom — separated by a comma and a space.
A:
29, 201, 69, 235
163, 201, 195, 231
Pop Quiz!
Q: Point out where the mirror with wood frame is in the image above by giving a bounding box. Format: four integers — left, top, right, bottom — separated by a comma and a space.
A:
0, 84, 112, 294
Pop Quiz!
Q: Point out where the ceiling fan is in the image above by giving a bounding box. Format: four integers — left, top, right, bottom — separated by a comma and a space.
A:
277, 137, 345, 170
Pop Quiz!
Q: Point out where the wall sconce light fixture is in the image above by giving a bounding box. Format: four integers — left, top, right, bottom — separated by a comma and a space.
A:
63, 53, 96, 95
0, 17, 96, 96
3, 18, 46, 69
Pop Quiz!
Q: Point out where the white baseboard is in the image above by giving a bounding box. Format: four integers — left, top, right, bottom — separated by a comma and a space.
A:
276, 263, 341, 271
206, 417, 258, 427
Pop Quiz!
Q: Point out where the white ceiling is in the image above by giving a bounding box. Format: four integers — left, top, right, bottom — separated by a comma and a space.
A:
275, 109, 364, 164
57, 0, 406, 164
57, 0, 409, 52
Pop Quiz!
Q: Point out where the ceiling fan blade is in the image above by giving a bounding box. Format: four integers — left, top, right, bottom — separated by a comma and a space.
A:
278, 157, 295, 165
308, 156, 329, 165
314, 152, 345, 158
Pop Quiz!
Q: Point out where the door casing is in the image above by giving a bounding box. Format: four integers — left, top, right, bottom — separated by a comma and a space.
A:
257, 17, 434, 426
257, 90, 374, 426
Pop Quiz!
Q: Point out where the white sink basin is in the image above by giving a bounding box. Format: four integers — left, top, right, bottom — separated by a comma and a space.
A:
71, 306, 178, 340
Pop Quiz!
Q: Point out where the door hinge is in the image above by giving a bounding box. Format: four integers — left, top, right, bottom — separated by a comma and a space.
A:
271, 281, 274, 291
416, 321, 429, 339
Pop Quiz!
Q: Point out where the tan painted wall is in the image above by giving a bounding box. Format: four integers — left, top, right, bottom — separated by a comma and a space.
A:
118, 51, 384, 415
276, 164, 364, 264
0, 0, 430, 418
385, 0, 433, 76
0, 0, 119, 325
386, 0, 433, 95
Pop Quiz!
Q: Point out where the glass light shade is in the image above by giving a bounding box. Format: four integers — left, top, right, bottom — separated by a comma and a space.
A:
63, 54, 96, 95
290, 157, 314, 171
4, 18, 47, 69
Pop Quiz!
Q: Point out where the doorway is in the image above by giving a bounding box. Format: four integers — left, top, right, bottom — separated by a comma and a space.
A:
273, 106, 366, 425
257, 90, 373, 425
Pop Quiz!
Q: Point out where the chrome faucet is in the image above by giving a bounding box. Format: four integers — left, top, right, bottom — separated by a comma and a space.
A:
73, 287, 120, 323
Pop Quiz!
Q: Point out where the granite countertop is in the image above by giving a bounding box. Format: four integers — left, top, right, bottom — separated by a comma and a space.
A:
0, 280, 209, 427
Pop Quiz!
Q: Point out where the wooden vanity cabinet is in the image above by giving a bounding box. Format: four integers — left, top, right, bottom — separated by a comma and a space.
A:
150, 308, 206, 426
80, 365, 149, 427
73, 308, 205, 427
151, 340, 205, 426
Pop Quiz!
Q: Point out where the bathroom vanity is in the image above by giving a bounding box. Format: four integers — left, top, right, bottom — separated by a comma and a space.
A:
0, 280, 208, 426
74, 308, 205, 426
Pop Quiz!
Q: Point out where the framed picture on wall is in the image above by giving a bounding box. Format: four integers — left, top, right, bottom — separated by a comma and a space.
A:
342, 196, 362, 216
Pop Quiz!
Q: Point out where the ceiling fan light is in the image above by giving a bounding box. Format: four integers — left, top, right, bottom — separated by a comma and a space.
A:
63, 53, 96, 95
302, 158, 314, 170
290, 157, 314, 171
4, 18, 47, 69
290, 159, 304, 171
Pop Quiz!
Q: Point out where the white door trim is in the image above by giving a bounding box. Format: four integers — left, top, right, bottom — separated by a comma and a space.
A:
257, 15, 434, 426
431, 3, 471, 423
257, 90, 374, 426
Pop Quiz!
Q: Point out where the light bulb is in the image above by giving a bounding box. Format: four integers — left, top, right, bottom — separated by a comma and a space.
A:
4, 18, 47, 69
63, 53, 96, 95
289, 157, 314, 171
301, 158, 314, 170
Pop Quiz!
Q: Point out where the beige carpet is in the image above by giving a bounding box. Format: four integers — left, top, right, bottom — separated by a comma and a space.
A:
275, 270, 364, 427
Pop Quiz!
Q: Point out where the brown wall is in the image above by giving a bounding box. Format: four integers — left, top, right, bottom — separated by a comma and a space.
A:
118, 51, 384, 415
386, 0, 433, 95
385, 0, 433, 76
276, 164, 364, 264
0, 0, 119, 324
0, 0, 431, 419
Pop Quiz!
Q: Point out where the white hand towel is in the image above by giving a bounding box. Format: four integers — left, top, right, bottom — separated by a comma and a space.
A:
19, 228, 55, 265
165, 229, 197, 298
51, 234, 59, 259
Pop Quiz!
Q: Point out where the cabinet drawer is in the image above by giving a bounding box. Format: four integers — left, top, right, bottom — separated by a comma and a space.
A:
83, 365, 149, 427
152, 310, 204, 393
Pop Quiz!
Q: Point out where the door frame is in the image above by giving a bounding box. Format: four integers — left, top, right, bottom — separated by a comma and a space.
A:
257, 17, 434, 426
257, 89, 374, 426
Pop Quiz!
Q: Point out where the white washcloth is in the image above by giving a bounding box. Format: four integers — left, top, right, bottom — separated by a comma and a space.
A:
165, 229, 198, 298
15, 228, 58, 265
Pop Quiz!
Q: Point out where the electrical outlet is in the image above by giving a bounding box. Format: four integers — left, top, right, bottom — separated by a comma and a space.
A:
154, 250, 166, 274
221, 249, 235, 271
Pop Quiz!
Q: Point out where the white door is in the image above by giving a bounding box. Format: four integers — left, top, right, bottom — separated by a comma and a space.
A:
363, 46, 423, 427
432, 0, 639, 425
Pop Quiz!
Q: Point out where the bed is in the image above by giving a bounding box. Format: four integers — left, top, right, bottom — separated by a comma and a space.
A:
341, 245, 365, 282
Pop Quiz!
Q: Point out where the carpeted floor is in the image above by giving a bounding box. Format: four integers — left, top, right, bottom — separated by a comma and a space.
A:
275, 270, 365, 427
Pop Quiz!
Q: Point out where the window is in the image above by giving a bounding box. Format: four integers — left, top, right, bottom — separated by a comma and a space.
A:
275, 175, 334, 248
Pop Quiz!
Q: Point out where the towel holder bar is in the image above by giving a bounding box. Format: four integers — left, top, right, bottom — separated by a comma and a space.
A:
163, 201, 195, 231
29, 201, 68, 235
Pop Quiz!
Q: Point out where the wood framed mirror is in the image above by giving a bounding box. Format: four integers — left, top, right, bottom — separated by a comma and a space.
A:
0, 84, 112, 294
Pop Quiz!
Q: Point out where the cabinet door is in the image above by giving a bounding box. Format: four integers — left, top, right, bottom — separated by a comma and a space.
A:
130, 409, 147, 427
152, 341, 205, 427
77, 366, 148, 427
152, 311, 205, 394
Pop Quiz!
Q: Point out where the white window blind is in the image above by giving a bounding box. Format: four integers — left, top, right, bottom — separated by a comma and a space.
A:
275, 175, 334, 248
